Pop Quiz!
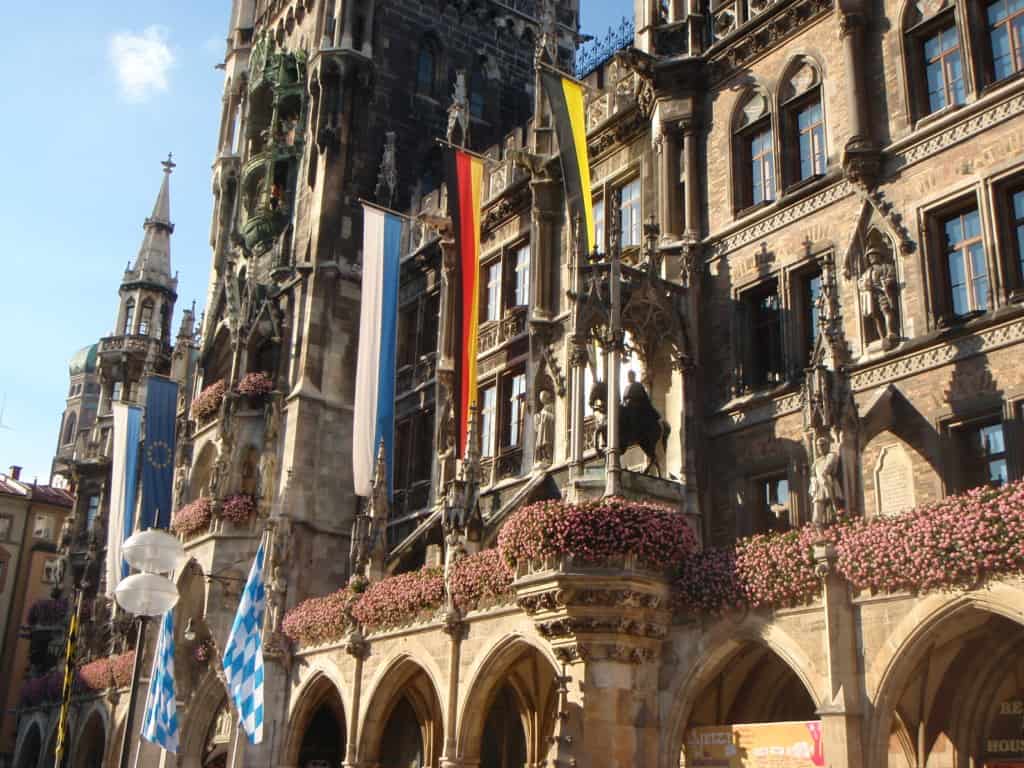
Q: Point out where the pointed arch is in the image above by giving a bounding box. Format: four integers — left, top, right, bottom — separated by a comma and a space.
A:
731, 83, 776, 212
71, 706, 107, 768
283, 667, 348, 768
122, 298, 136, 336
776, 55, 828, 188
662, 614, 824, 767
456, 633, 561, 766
13, 719, 44, 768
358, 653, 445, 767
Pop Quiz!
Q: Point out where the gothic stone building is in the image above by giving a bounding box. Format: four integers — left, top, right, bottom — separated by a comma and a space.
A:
12, 0, 1024, 764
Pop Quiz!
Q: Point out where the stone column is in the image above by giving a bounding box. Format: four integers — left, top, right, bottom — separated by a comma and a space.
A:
604, 250, 623, 498
343, 631, 369, 768
656, 123, 683, 241
682, 119, 701, 240
530, 178, 561, 320
838, 12, 880, 185
814, 542, 865, 768
440, 616, 466, 768
516, 558, 671, 767
569, 341, 588, 490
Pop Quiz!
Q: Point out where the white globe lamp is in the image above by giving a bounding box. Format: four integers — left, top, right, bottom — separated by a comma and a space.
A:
114, 572, 181, 617
122, 528, 187, 574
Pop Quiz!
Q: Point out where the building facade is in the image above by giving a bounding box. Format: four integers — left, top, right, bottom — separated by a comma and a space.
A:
11, 0, 1024, 765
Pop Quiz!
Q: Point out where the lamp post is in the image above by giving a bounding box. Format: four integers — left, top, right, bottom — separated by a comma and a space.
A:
113, 528, 186, 768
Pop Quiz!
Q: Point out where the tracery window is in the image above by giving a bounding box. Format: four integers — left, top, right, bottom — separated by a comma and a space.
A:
139, 300, 154, 337
734, 90, 775, 211
619, 178, 642, 248
780, 60, 826, 188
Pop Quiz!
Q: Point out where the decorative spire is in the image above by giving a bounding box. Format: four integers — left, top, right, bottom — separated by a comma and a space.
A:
125, 155, 177, 293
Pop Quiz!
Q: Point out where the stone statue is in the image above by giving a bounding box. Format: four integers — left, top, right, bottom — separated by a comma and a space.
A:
173, 465, 189, 506
446, 71, 470, 147
533, 389, 555, 467
809, 434, 842, 525
858, 245, 899, 350
259, 448, 277, 507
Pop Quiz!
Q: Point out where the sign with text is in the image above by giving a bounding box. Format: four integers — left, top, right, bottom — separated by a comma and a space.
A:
685, 721, 825, 767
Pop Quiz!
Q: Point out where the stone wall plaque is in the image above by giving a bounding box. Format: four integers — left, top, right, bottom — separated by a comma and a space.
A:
874, 443, 916, 517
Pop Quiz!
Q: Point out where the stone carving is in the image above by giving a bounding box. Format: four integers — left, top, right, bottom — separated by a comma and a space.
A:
809, 434, 842, 525
533, 389, 555, 467
589, 373, 671, 477
374, 131, 398, 208
858, 245, 900, 349
446, 71, 469, 148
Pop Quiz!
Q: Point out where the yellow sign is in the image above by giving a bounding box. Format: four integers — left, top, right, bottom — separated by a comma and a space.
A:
685, 721, 825, 767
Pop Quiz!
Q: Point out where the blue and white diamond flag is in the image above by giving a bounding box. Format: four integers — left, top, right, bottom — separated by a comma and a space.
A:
222, 539, 267, 744
141, 609, 179, 753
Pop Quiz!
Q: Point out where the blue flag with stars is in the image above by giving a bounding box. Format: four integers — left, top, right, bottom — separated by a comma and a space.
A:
141, 609, 179, 753
222, 539, 266, 744
140, 376, 178, 530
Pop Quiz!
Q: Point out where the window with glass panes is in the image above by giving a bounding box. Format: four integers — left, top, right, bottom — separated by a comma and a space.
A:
797, 101, 826, 180
593, 198, 605, 255
747, 126, 776, 206
1012, 189, 1024, 281
944, 209, 989, 316
123, 300, 135, 335
479, 385, 497, 457
746, 280, 784, 387
504, 371, 528, 448
619, 179, 642, 248
804, 270, 824, 354
483, 260, 502, 322
511, 244, 530, 307
924, 25, 965, 113
762, 475, 790, 517
956, 421, 1008, 488
988, 0, 1024, 80
139, 301, 154, 336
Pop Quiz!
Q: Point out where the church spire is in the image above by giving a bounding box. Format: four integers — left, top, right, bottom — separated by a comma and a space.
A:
124, 154, 177, 294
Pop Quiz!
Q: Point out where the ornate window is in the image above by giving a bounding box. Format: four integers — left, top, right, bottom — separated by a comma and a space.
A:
734, 90, 775, 211
987, 0, 1024, 81
953, 418, 1008, 489
592, 197, 606, 256
510, 243, 530, 308
502, 369, 528, 449
779, 60, 826, 188
482, 260, 502, 323
1012, 188, 1024, 285
740, 278, 784, 389
479, 384, 497, 458
123, 299, 135, 335
619, 178, 642, 248
904, 3, 966, 119
138, 300, 154, 336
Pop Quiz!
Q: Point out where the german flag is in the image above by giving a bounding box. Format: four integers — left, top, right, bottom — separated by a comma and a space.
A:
541, 70, 595, 255
445, 148, 484, 458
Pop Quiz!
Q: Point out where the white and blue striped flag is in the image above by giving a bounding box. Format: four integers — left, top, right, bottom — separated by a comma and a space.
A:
222, 539, 267, 744
141, 609, 179, 753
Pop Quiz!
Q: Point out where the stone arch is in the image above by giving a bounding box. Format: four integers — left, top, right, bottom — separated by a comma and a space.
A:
866, 583, 1024, 767
178, 668, 231, 768
71, 706, 107, 768
358, 654, 445, 767
13, 719, 44, 768
456, 633, 561, 766
662, 614, 824, 767
190, 442, 219, 501
284, 668, 348, 768
776, 54, 824, 106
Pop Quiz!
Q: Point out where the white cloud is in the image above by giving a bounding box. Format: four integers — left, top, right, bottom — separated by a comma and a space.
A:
109, 26, 175, 103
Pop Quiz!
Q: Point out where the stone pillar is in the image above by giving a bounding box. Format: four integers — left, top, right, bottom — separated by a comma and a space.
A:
814, 542, 865, 768
656, 124, 683, 241
530, 178, 561, 320
440, 616, 466, 768
343, 631, 369, 768
838, 12, 880, 186
604, 249, 623, 498
569, 341, 588, 490
516, 558, 671, 767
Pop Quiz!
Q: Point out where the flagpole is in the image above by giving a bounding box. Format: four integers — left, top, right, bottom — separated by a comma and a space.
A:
52, 587, 83, 768
356, 198, 418, 222
117, 616, 148, 768
433, 138, 502, 166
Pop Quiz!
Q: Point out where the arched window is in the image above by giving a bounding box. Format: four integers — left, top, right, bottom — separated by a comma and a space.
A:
470, 69, 486, 119
138, 300, 154, 337
733, 89, 775, 211
903, 0, 966, 119
779, 59, 826, 188
417, 45, 436, 96
62, 412, 77, 446
123, 299, 135, 335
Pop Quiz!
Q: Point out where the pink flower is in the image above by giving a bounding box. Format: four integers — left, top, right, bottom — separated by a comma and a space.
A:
235, 372, 274, 398
191, 380, 226, 422
171, 497, 213, 538
219, 494, 257, 524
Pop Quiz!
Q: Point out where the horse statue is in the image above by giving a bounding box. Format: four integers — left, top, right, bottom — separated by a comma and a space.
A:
589, 374, 671, 477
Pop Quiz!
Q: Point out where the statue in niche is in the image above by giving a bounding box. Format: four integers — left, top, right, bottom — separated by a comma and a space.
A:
590, 371, 671, 477
533, 389, 555, 467
858, 244, 899, 350
446, 71, 470, 147
809, 434, 842, 525
437, 400, 457, 484
240, 446, 259, 496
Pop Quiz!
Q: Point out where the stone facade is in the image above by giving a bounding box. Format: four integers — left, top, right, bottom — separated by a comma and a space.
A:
13, 0, 1024, 765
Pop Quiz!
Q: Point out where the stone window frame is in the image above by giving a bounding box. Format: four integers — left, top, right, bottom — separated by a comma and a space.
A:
985, 165, 1024, 303
938, 399, 1020, 493
0, 514, 12, 542
731, 85, 777, 215
776, 56, 829, 192
918, 183, 999, 328
732, 272, 785, 394
588, 156, 644, 261
0, 549, 9, 592
901, 1, 971, 124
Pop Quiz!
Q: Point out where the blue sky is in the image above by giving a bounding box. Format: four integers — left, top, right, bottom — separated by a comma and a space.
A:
0, 1, 630, 484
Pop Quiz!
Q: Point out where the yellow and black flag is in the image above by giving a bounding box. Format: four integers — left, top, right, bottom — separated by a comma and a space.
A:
540, 69, 595, 255
53, 599, 80, 767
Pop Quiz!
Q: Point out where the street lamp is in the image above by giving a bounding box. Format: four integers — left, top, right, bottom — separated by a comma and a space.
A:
113, 527, 186, 768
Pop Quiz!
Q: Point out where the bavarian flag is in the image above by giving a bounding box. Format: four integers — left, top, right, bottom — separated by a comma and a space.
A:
353, 203, 401, 499
541, 70, 595, 255
444, 149, 484, 459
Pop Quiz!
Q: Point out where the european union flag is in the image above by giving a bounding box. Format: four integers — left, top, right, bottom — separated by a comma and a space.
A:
140, 376, 178, 530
